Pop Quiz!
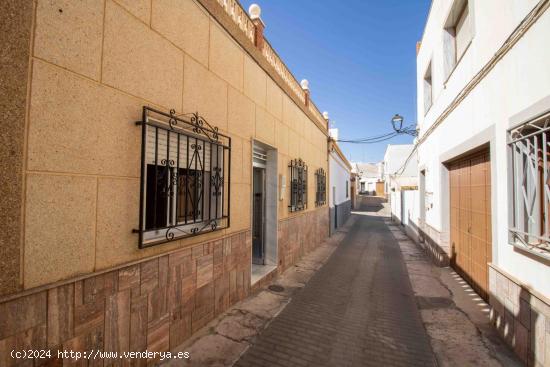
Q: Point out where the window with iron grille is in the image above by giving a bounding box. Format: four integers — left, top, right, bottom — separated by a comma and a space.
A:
315, 168, 326, 206
508, 111, 550, 260
289, 158, 307, 212
135, 107, 231, 248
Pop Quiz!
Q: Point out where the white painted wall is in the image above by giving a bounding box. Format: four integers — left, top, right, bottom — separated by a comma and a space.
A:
359, 177, 378, 192
417, 0, 550, 296
352, 162, 382, 193
384, 145, 417, 194
384, 145, 416, 177
329, 151, 351, 207
391, 190, 420, 238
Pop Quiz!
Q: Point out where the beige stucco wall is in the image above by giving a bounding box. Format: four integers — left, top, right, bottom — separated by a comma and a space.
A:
0, 0, 35, 296
17, 0, 328, 291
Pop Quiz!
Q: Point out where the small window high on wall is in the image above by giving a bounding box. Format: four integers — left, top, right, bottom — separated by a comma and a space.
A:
135, 107, 231, 248
443, 0, 473, 79
423, 62, 433, 114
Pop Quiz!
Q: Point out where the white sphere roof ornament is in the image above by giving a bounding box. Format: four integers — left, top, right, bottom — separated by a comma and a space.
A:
300, 79, 309, 90
322, 111, 329, 120
248, 4, 261, 19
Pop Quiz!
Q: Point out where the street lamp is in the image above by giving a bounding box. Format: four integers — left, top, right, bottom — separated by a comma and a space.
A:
391, 114, 404, 132
390, 114, 417, 136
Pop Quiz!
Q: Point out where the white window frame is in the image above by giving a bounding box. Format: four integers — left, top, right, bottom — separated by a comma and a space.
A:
423, 61, 433, 115
443, 0, 474, 81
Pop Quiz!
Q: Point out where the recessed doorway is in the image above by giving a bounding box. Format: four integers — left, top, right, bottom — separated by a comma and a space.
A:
252, 166, 266, 264
251, 142, 278, 284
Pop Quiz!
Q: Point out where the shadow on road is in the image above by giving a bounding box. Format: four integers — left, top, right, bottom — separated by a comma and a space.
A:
355, 195, 388, 213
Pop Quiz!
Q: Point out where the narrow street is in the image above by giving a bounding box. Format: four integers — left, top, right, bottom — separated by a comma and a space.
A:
2, 2, 548, 366
235, 197, 437, 366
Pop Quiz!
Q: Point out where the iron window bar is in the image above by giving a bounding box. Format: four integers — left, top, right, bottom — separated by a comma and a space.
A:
289, 158, 308, 212
315, 168, 326, 206
134, 106, 231, 248
508, 111, 550, 260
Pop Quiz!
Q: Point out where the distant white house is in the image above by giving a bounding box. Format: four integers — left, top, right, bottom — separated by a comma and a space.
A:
383, 144, 417, 193
328, 132, 352, 234
384, 145, 420, 241
353, 162, 383, 194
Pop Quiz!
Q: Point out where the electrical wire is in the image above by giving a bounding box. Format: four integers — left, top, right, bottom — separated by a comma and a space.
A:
392, 0, 549, 177
338, 135, 397, 143
336, 124, 417, 144
337, 131, 396, 143
337, 133, 399, 144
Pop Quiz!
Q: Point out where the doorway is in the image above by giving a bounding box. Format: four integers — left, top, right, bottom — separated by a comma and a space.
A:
251, 142, 278, 284
401, 190, 405, 225
449, 148, 492, 300
252, 167, 266, 264
419, 169, 426, 224
376, 181, 385, 196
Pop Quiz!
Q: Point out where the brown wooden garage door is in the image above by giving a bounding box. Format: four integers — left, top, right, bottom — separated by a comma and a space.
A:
449, 149, 492, 300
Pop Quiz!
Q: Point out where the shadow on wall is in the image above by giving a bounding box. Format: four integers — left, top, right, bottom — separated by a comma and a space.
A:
400, 216, 547, 365
489, 287, 538, 365
412, 220, 451, 267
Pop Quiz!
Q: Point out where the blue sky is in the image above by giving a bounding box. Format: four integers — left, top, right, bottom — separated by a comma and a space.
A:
240, 0, 432, 163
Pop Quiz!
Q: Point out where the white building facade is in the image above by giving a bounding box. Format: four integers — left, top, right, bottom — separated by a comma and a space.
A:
329, 140, 352, 234
384, 144, 417, 192
416, 0, 550, 364
354, 162, 383, 195
384, 145, 420, 238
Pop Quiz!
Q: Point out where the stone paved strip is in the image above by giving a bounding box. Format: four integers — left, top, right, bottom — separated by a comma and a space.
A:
234, 200, 437, 367
163, 219, 353, 367
389, 219, 522, 367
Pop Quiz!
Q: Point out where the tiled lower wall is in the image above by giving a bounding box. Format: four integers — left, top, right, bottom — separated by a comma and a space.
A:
417, 222, 451, 267
488, 265, 550, 366
278, 207, 329, 273
329, 200, 351, 236
0, 207, 328, 366
249, 207, 328, 294
0, 230, 252, 367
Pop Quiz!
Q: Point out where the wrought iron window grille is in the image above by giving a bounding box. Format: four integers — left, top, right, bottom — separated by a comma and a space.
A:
315, 168, 326, 206
289, 158, 308, 212
508, 111, 550, 260
134, 106, 231, 248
